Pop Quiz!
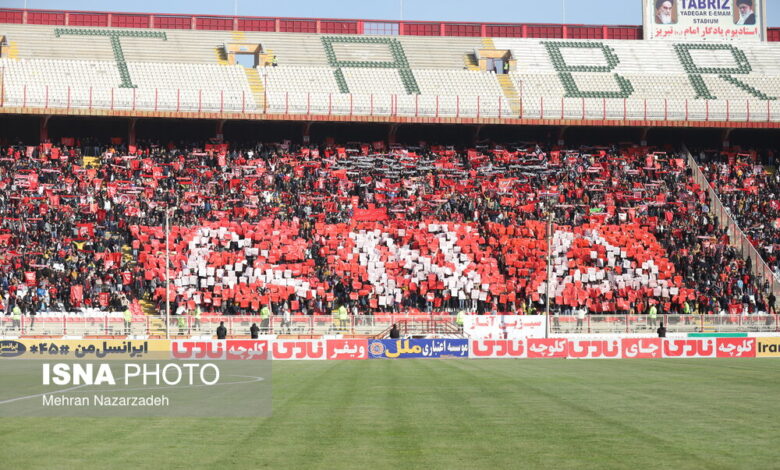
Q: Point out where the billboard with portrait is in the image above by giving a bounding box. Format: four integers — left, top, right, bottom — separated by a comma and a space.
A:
644, 0, 766, 41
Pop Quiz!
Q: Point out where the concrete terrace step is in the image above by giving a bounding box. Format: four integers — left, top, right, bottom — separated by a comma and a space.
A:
496, 73, 521, 115
244, 66, 266, 110
463, 53, 479, 71
139, 299, 157, 316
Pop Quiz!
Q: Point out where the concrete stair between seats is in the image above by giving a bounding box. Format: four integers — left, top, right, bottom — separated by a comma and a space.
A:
244, 67, 265, 111
496, 74, 521, 116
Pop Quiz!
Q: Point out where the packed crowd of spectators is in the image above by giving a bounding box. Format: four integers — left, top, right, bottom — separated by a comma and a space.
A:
698, 149, 780, 291
0, 138, 773, 321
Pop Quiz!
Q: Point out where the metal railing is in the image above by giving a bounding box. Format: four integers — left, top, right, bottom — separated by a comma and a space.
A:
1, 313, 778, 337
551, 314, 779, 335
684, 146, 780, 298
0, 314, 461, 338
3, 82, 780, 124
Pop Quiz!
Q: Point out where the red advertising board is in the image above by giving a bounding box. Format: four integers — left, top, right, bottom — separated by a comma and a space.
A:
225, 340, 270, 360
469, 339, 526, 358
171, 340, 269, 360
621, 338, 662, 359
527, 338, 568, 358
326, 339, 368, 360
715, 338, 756, 358
271, 340, 326, 360
662, 338, 717, 358
567, 339, 622, 359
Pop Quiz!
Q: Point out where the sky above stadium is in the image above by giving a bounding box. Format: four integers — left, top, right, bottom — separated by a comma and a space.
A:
9, 0, 780, 27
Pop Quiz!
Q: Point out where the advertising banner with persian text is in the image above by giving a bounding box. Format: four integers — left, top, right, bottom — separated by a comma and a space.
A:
171, 340, 269, 360
644, 0, 765, 41
326, 339, 368, 360
527, 338, 569, 358
271, 340, 326, 360
662, 338, 717, 358
469, 339, 526, 358
567, 339, 623, 359
468, 338, 568, 358
715, 337, 756, 357
463, 315, 547, 340
368, 339, 469, 359
0, 340, 170, 360
621, 338, 663, 359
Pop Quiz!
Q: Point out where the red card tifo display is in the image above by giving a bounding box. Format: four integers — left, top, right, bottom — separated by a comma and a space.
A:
131, 218, 686, 313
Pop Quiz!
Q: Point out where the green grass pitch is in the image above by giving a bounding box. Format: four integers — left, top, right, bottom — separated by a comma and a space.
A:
1, 359, 778, 469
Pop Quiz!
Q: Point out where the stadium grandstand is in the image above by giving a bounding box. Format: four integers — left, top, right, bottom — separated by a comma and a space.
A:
0, 5, 779, 339
3, 3, 780, 469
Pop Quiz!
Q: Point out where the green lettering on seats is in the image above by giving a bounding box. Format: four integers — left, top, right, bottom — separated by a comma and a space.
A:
543, 41, 634, 99
674, 43, 776, 101
54, 29, 167, 88
321, 36, 419, 95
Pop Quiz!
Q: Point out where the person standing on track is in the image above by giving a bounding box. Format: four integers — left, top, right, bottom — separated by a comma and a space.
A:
123, 306, 132, 335
338, 304, 348, 331
456, 310, 465, 334
260, 304, 271, 333
648, 303, 658, 328
216, 321, 227, 340
576, 306, 586, 332
281, 304, 292, 334
192, 305, 201, 331
11, 302, 21, 331
389, 323, 400, 339
178, 315, 187, 336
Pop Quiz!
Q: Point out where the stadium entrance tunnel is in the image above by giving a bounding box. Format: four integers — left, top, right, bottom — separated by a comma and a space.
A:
477, 125, 556, 145
46, 116, 128, 145
644, 127, 724, 148
222, 120, 304, 143
726, 128, 780, 148
3, 115, 780, 150
134, 118, 216, 143
555, 126, 645, 147
0, 114, 41, 143
307, 122, 392, 145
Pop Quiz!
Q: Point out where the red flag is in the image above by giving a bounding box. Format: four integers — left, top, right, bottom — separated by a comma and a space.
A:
70, 285, 84, 304
353, 207, 388, 222
24, 272, 36, 287
76, 223, 94, 238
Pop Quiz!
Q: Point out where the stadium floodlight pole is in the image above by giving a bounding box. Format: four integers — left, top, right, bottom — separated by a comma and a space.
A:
400, 0, 404, 21
165, 206, 170, 339
545, 209, 553, 338
562, 0, 566, 24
